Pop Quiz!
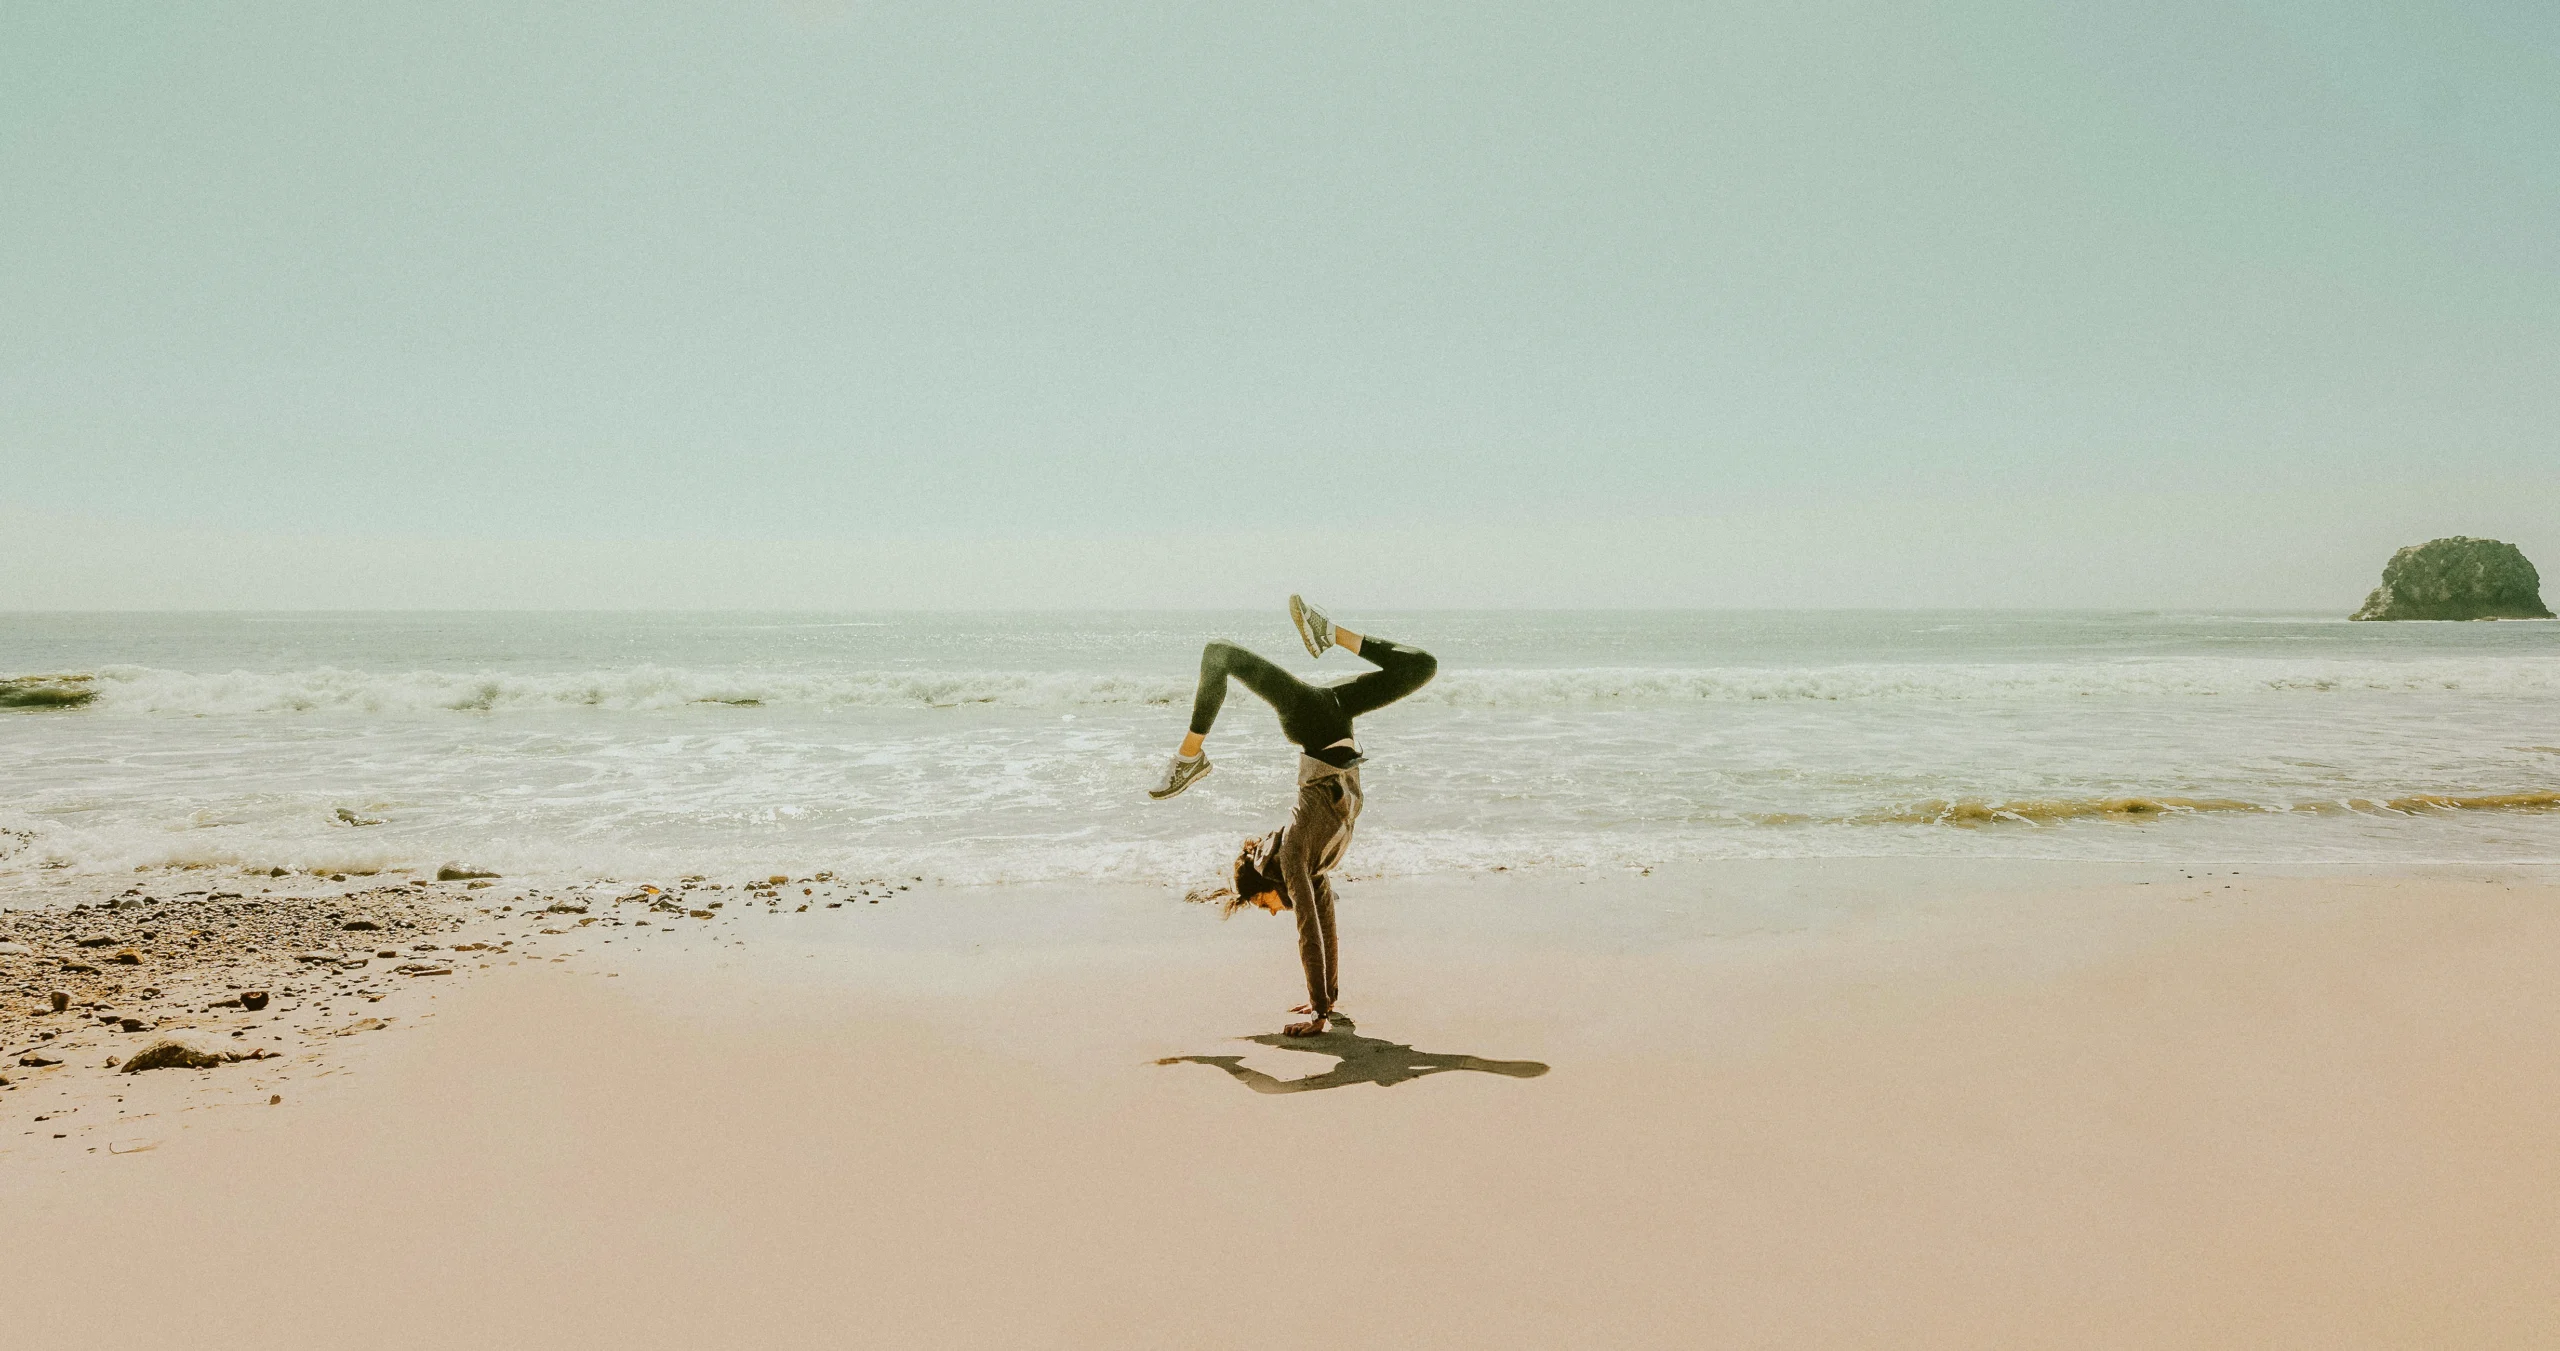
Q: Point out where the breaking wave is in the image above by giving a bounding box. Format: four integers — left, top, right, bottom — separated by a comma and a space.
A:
24, 655, 2560, 716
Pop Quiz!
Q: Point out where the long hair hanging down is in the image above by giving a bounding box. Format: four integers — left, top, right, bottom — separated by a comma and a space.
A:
1184, 834, 1287, 918
1181, 885, 1244, 917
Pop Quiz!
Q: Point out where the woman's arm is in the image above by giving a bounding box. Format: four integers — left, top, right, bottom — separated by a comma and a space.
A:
1279, 826, 1333, 1024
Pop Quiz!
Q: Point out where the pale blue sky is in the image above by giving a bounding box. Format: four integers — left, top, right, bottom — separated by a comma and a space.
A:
4, 2, 2555, 607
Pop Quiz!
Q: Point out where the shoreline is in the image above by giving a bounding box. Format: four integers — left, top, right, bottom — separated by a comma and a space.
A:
7, 858, 2559, 1345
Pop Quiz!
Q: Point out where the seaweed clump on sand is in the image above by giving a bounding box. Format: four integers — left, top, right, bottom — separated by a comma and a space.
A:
0, 673, 98, 710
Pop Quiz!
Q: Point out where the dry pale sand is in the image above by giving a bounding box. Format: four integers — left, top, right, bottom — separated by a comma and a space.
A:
6, 860, 2558, 1349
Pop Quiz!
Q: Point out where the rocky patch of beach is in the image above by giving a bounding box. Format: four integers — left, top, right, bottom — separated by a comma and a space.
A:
1, 865, 918, 1160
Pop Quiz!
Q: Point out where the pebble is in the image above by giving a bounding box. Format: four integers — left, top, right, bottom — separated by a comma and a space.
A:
241, 991, 270, 1011
0, 941, 31, 956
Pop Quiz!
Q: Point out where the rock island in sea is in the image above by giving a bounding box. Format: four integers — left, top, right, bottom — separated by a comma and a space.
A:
2351, 536, 2553, 621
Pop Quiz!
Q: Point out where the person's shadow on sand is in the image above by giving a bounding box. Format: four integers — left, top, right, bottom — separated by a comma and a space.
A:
1156, 1017, 1549, 1093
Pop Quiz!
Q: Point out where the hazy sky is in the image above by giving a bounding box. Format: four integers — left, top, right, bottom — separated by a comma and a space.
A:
4, 2, 2555, 608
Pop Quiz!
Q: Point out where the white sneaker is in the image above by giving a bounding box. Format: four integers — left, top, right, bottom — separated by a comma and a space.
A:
1289, 595, 1334, 659
1147, 753, 1213, 800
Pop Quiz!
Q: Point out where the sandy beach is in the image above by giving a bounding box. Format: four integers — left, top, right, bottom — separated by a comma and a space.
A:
12, 0, 2560, 1343
5, 859, 2555, 1348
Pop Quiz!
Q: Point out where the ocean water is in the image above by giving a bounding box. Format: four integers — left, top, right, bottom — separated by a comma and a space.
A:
4, 610, 2557, 889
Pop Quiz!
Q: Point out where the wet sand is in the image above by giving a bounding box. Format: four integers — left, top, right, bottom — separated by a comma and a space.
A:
5, 860, 2558, 1347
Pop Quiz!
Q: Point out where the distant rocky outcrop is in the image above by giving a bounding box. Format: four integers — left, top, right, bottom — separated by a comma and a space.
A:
2352, 537, 2553, 621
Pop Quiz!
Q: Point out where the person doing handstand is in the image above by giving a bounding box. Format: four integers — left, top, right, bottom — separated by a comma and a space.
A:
1147, 596, 1437, 1036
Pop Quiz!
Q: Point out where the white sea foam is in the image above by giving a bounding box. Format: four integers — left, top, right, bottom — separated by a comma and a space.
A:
44, 655, 2560, 717
7, 611, 2558, 888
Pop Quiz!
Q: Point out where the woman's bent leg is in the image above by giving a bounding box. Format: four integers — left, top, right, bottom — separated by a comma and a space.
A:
1188, 640, 1317, 738
1330, 637, 1438, 720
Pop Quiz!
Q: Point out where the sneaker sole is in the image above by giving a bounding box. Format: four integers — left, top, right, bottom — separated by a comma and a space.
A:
1148, 760, 1212, 800
1289, 595, 1329, 659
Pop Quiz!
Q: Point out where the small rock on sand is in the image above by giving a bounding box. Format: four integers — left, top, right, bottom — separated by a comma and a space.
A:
241, 991, 270, 1011
112, 949, 143, 965
545, 901, 588, 914
121, 1041, 224, 1072
438, 866, 500, 881
76, 934, 119, 947
49, 990, 70, 1012
341, 919, 381, 931
0, 940, 32, 956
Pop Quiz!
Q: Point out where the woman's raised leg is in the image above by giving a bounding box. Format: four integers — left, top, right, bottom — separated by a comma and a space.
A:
1152, 640, 1321, 800
1187, 639, 1324, 738
1329, 633, 1438, 720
